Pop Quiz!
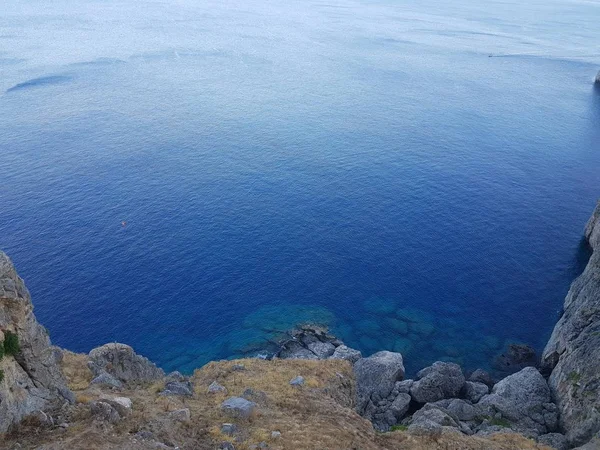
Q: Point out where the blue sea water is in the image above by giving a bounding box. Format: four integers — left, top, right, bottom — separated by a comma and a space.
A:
1, 0, 600, 375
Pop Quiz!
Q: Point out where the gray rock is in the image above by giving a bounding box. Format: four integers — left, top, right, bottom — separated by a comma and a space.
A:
478, 366, 557, 436
541, 200, 600, 448
389, 393, 411, 421
354, 351, 405, 415
242, 388, 268, 404
410, 362, 465, 404
446, 398, 477, 422
538, 433, 569, 450
231, 364, 246, 371
90, 372, 124, 389
99, 396, 132, 416
393, 379, 414, 395
278, 341, 319, 360
411, 407, 460, 428
595, 71, 600, 84
221, 397, 256, 419
289, 376, 305, 386
219, 443, 235, 450
208, 381, 227, 394
135, 430, 155, 440
462, 381, 489, 403
161, 380, 193, 397
0, 252, 74, 432
90, 401, 121, 423
221, 423, 237, 436
307, 341, 336, 358
88, 342, 164, 383
168, 408, 191, 422
468, 369, 495, 388
165, 371, 186, 382
329, 345, 362, 364
271, 431, 281, 439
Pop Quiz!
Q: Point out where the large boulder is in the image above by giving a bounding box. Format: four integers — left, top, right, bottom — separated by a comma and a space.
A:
88, 343, 164, 384
353, 351, 405, 415
0, 252, 74, 432
542, 201, 600, 447
478, 367, 557, 436
409, 361, 465, 404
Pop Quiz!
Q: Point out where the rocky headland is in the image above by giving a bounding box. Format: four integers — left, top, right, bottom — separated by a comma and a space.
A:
1, 201, 600, 449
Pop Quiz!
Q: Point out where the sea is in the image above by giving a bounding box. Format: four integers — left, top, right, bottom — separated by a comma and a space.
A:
1, 0, 599, 375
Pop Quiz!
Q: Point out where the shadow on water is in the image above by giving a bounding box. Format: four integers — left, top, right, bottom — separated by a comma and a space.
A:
5, 75, 72, 93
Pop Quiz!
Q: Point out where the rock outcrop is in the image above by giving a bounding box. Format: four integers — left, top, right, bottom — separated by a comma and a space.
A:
88, 342, 164, 384
542, 201, 600, 447
478, 367, 558, 436
0, 251, 74, 432
595, 71, 600, 84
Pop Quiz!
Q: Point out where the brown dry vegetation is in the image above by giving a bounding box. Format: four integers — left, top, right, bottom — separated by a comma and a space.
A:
0, 356, 551, 450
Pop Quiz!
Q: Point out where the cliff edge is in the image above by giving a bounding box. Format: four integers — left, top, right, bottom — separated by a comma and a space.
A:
542, 201, 600, 447
0, 252, 73, 432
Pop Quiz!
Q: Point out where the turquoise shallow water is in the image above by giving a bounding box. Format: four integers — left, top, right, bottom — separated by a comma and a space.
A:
1, 0, 599, 375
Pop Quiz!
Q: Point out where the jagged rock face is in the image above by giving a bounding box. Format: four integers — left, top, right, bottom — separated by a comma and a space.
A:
0, 251, 73, 432
542, 201, 600, 447
88, 343, 164, 384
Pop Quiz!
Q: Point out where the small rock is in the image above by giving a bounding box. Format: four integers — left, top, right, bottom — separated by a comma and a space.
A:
242, 388, 268, 404
329, 345, 362, 364
289, 376, 305, 386
468, 369, 495, 388
100, 396, 133, 416
221, 397, 256, 419
389, 393, 411, 421
208, 381, 227, 394
90, 401, 121, 423
90, 371, 124, 389
231, 364, 246, 371
168, 408, 191, 422
462, 381, 489, 403
271, 431, 281, 439
166, 371, 186, 382
307, 341, 336, 358
161, 380, 193, 397
257, 442, 268, 448
135, 430, 154, 440
219, 442, 235, 450
221, 423, 237, 436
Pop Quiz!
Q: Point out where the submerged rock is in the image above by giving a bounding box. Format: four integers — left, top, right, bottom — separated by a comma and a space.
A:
493, 343, 538, 376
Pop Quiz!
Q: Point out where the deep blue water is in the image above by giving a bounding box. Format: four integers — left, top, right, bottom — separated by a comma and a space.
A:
1, 0, 600, 375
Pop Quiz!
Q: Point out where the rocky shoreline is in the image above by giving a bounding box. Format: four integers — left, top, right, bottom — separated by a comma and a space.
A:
1, 200, 600, 449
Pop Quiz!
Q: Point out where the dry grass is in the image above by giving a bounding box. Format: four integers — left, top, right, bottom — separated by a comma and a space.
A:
61, 350, 93, 390
1, 357, 553, 450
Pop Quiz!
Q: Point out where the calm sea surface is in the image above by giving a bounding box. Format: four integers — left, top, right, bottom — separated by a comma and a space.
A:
1, 0, 600, 374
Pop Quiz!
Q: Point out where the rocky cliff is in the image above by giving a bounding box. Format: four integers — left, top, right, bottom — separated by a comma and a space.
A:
542, 201, 600, 447
0, 252, 74, 432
